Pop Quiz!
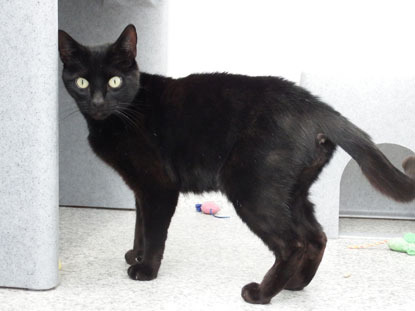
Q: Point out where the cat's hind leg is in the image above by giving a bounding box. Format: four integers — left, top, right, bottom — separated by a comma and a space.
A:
221, 146, 306, 303
283, 200, 327, 291
284, 134, 335, 290
226, 186, 308, 304
220, 134, 335, 304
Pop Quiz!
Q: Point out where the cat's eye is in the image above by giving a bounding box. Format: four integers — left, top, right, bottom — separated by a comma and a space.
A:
75, 77, 89, 89
108, 76, 122, 88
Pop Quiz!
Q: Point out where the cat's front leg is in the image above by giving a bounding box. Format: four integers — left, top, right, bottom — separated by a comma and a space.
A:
127, 188, 179, 281
125, 198, 144, 265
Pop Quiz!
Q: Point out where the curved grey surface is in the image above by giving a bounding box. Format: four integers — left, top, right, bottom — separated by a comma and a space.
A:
340, 143, 415, 219
58, 0, 168, 209
0, 1, 59, 289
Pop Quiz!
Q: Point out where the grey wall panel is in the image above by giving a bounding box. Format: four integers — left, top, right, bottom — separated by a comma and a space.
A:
0, 0, 59, 289
58, 0, 168, 208
340, 143, 415, 219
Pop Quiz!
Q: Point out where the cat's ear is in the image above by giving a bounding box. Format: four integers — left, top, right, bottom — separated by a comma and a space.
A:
58, 30, 83, 65
112, 24, 137, 60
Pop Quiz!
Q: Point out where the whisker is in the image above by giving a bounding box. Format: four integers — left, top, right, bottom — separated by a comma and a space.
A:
59, 102, 147, 131
60, 109, 81, 121
123, 110, 145, 129
119, 106, 145, 120
113, 110, 138, 131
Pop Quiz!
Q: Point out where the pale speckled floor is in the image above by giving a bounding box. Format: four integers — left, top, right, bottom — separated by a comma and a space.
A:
1, 198, 414, 311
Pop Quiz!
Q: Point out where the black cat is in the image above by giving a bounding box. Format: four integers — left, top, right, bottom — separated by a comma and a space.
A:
59, 24, 415, 304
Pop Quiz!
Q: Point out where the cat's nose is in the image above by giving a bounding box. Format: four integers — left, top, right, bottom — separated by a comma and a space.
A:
91, 92, 104, 108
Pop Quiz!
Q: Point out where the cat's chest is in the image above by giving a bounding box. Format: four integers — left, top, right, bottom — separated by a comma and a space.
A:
87, 130, 136, 165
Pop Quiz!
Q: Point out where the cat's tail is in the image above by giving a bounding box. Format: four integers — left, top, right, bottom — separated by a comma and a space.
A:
321, 112, 415, 202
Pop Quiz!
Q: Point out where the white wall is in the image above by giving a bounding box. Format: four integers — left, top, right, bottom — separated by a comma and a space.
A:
168, 0, 415, 80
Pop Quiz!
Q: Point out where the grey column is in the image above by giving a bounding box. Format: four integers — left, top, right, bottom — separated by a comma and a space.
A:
0, 1, 59, 289
58, 0, 168, 208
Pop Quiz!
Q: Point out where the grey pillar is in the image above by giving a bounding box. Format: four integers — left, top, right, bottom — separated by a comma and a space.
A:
0, 1, 59, 289
58, 0, 168, 208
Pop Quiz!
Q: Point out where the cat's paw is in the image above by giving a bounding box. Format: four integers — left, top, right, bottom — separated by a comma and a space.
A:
284, 275, 306, 291
124, 249, 143, 265
241, 282, 270, 304
127, 263, 158, 281
284, 283, 305, 291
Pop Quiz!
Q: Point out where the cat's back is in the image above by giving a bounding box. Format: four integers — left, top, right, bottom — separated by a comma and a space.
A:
168, 72, 317, 113
162, 72, 324, 132
173, 72, 297, 97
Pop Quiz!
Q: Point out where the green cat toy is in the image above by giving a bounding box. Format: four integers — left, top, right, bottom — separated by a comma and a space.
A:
388, 233, 415, 255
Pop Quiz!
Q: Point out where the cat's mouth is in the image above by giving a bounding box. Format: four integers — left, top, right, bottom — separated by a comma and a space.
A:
90, 110, 111, 120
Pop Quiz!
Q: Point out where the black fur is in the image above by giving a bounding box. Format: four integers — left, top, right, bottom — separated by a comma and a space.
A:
59, 25, 415, 304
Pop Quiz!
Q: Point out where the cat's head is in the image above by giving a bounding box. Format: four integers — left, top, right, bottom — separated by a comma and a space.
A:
59, 25, 140, 120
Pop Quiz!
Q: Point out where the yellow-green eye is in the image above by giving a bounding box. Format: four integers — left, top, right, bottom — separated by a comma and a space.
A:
108, 76, 122, 88
75, 77, 89, 89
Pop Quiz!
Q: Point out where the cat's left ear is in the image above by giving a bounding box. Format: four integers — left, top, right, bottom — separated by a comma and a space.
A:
112, 24, 137, 60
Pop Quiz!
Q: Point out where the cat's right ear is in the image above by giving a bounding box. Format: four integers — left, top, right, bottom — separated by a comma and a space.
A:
58, 30, 82, 65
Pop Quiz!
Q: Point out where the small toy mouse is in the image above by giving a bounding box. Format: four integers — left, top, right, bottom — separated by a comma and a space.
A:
195, 202, 229, 218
